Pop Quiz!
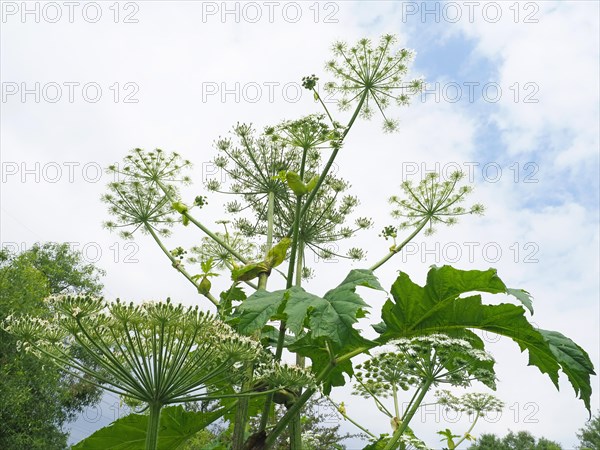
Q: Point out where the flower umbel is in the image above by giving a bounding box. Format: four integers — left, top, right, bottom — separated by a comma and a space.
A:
354, 334, 496, 399
389, 171, 484, 236
3, 295, 272, 405
324, 34, 424, 132
102, 148, 192, 238
436, 390, 504, 415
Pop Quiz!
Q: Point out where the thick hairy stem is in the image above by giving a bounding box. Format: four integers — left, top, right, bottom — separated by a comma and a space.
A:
392, 383, 400, 420
264, 386, 318, 449
261, 151, 307, 433
289, 417, 303, 449
264, 358, 337, 449
145, 402, 162, 450
266, 191, 275, 251
237, 192, 275, 448
294, 241, 305, 368
231, 364, 254, 450
382, 380, 433, 450
289, 241, 305, 449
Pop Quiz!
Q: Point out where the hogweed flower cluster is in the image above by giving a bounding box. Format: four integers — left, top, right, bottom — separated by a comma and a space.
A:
102, 149, 193, 238
259, 362, 317, 391
436, 390, 504, 415
205, 119, 372, 266
3, 295, 269, 405
269, 114, 340, 150
189, 223, 258, 270
324, 34, 424, 132
353, 334, 496, 399
389, 171, 484, 236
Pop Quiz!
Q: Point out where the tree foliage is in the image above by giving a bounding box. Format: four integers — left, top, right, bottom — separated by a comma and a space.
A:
467, 431, 562, 450
0, 243, 104, 450
577, 410, 600, 449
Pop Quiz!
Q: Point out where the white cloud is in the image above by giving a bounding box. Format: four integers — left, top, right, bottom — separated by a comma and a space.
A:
447, 1, 600, 170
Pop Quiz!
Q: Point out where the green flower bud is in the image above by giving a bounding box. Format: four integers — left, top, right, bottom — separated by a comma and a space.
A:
285, 171, 308, 196
305, 175, 319, 193
265, 237, 291, 268
231, 262, 270, 282
198, 276, 211, 295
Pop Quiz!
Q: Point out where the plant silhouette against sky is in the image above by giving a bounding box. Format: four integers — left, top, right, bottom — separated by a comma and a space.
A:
4, 34, 595, 450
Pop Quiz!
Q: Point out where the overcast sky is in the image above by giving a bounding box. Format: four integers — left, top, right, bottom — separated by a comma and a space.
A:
1, 1, 599, 448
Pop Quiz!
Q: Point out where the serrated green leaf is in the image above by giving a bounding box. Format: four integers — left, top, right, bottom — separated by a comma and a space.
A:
288, 334, 360, 395
72, 405, 229, 450
201, 258, 215, 274
284, 287, 328, 335
238, 269, 383, 347
238, 289, 286, 335
220, 285, 246, 302
218, 285, 246, 318
238, 270, 383, 392
312, 269, 383, 344
506, 287, 534, 314
539, 329, 595, 412
379, 265, 595, 413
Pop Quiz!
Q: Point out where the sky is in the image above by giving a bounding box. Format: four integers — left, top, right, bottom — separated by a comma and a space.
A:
1, 1, 599, 448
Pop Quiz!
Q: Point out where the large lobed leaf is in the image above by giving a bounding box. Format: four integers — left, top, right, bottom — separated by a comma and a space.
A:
72, 405, 228, 450
238, 269, 383, 346
379, 265, 595, 412
288, 332, 367, 395
238, 269, 383, 393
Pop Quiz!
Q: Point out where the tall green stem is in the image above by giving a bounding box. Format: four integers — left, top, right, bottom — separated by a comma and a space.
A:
287, 92, 368, 238
145, 225, 218, 307
392, 384, 400, 419
266, 191, 275, 250
264, 94, 367, 444
453, 411, 480, 448
264, 357, 336, 449
368, 219, 428, 272
236, 192, 276, 449
294, 241, 304, 288
290, 241, 305, 450
382, 380, 433, 450
155, 180, 248, 264
231, 363, 254, 450
289, 415, 303, 449
279, 148, 309, 449
259, 193, 303, 433
264, 388, 317, 449
145, 402, 162, 450
294, 241, 306, 366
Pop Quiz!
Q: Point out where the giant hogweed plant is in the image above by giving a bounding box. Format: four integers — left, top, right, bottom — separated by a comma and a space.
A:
5, 35, 595, 450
